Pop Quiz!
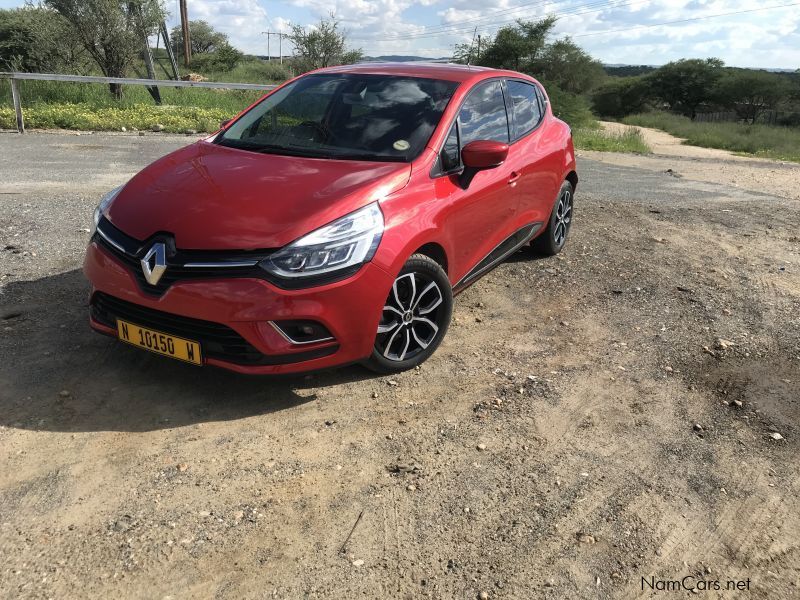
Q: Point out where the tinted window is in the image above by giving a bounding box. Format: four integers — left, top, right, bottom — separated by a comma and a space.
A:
218, 74, 459, 162
440, 123, 460, 172
507, 80, 542, 139
458, 81, 509, 145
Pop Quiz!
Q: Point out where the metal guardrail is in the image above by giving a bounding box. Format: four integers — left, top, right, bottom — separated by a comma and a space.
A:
0, 72, 278, 133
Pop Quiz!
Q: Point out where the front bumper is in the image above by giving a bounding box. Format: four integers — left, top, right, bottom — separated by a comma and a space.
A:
83, 241, 394, 374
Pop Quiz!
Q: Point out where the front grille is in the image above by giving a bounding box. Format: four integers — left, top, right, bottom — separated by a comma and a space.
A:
91, 292, 338, 366
94, 216, 273, 296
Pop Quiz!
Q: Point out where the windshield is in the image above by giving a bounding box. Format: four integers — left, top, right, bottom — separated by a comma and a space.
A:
216, 73, 460, 162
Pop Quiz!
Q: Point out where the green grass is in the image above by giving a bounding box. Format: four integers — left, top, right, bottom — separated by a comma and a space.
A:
0, 101, 239, 133
623, 111, 800, 163
573, 126, 651, 154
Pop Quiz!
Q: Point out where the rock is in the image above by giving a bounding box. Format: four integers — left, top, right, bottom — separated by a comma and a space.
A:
768, 432, 784, 441
232, 510, 244, 521
58, 390, 71, 398
693, 423, 704, 432
560, 320, 569, 327
544, 578, 555, 587
352, 559, 364, 567
387, 379, 399, 386
715, 338, 734, 350
576, 532, 596, 544
476, 443, 487, 451
407, 484, 416, 491
177, 463, 188, 472
185, 129, 197, 135
610, 572, 622, 580
479, 592, 490, 600
372, 392, 379, 399
151, 123, 165, 132
120, 126, 127, 132
664, 366, 673, 373
138, 131, 145, 136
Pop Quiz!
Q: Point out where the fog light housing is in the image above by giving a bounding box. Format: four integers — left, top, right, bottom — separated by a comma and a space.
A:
270, 320, 335, 345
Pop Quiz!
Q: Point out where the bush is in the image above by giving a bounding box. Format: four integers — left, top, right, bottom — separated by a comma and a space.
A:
543, 83, 596, 129
573, 127, 651, 153
0, 101, 239, 133
592, 76, 651, 118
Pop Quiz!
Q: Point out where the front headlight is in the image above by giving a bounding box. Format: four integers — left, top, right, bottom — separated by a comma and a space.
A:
90, 185, 123, 236
260, 203, 384, 281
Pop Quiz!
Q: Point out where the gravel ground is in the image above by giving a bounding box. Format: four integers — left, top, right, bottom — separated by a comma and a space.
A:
0, 132, 798, 599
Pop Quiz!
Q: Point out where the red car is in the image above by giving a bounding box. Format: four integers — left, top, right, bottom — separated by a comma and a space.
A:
84, 63, 577, 374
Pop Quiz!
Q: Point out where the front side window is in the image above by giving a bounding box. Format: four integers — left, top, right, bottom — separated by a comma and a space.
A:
458, 80, 510, 145
217, 74, 459, 162
507, 80, 543, 140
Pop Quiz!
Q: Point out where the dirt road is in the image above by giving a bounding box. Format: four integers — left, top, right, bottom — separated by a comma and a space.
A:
1, 132, 799, 599
582, 121, 800, 202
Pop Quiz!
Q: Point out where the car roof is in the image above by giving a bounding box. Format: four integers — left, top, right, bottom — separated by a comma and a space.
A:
312, 62, 520, 83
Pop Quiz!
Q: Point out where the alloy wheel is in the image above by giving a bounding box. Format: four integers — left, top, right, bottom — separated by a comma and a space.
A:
554, 188, 573, 247
376, 272, 445, 362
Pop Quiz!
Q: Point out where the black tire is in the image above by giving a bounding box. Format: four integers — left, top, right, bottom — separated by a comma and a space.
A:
365, 254, 453, 374
533, 180, 574, 256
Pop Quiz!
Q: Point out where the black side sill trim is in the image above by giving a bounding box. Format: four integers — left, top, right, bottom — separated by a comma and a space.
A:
453, 221, 542, 292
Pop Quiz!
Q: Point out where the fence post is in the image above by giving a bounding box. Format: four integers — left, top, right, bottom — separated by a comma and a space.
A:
10, 77, 24, 133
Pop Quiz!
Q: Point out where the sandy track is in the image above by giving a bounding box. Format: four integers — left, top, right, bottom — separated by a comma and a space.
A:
578, 121, 800, 202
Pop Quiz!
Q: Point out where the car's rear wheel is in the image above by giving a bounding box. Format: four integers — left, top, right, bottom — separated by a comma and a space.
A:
533, 180, 574, 256
365, 254, 453, 374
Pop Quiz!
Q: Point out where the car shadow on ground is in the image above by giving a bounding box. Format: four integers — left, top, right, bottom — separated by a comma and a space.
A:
0, 269, 379, 434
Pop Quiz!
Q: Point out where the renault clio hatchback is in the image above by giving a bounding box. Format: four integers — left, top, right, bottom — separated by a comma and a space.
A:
84, 63, 577, 374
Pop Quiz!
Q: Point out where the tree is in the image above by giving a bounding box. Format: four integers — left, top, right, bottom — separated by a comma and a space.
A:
591, 76, 652, 118
45, 0, 166, 98
646, 58, 724, 119
288, 15, 363, 73
714, 69, 793, 123
454, 18, 603, 96
170, 19, 228, 58
458, 17, 556, 72
535, 38, 605, 95
0, 6, 88, 73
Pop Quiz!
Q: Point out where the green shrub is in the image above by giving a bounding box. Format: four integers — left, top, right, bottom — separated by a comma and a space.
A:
544, 83, 596, 129
0, 102, 239, 133
573, 127, 651, 153
591, 76, 652, 118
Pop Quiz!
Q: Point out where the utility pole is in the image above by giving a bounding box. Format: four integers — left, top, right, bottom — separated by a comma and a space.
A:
263, 31, 286, 63
179, 0, 191, 67
477, 35, 481, 60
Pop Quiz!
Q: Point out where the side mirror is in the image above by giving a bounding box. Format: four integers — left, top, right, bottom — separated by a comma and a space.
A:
220, 119, 232, 130
459, 140, 509, 188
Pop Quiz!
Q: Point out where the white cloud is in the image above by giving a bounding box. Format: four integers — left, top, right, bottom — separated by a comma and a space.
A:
162, 0, 800, 68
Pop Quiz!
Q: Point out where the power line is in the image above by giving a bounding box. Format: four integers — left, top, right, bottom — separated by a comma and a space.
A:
571, 1, 800, 38
351, 0, 799, 44
351, 0, 648, 41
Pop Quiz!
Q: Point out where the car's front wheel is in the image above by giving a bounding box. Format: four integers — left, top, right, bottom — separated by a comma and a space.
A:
365, 254, 453, 374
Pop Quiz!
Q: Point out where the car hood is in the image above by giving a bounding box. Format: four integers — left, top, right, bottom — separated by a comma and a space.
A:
105, 141, 411, 250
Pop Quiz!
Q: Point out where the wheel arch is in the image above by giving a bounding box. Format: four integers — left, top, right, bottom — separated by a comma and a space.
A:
565, 170, 578, 191
412, 242, 449, 276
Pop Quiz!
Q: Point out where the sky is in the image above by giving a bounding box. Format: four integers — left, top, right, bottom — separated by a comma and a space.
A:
3, 0, 799, 69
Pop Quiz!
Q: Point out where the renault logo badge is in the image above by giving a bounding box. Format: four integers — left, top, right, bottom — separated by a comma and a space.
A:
141, 242, 167, 285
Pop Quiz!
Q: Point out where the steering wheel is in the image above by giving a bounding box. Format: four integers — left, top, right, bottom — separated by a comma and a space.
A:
297, 120, 333, 142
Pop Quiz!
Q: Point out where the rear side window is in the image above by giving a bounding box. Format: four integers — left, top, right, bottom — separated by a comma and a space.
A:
507, 80, 543, 140
458, 81, 510, 145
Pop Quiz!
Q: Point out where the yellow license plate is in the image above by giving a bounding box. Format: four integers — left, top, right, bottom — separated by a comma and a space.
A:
116, 319, 202, 365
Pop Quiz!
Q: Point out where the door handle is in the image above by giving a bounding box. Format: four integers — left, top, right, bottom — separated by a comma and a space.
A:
508, 171, 521, 186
